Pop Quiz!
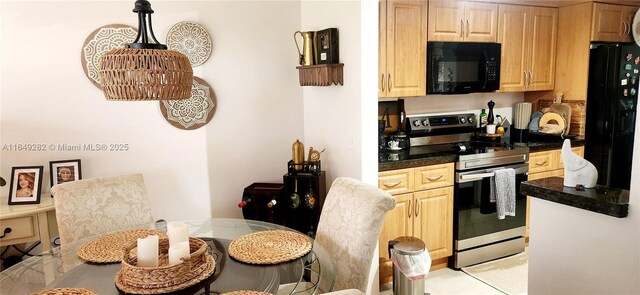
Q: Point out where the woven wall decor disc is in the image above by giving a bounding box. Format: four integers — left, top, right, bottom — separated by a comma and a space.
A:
29, 288, 98, 295
114, 253, 215, 294
228, 230, 312, 264
167, 21, 212, 67
81, 24, 137, 89
77, 229, 166, 263
221, 291, 273, 295
160, 76, 216, 130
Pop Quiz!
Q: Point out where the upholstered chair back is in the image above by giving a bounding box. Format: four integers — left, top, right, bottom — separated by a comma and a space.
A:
51, 174, 154, 245
315, 177, 395, 293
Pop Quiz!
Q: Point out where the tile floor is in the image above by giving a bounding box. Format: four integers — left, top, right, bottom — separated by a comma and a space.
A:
380, 268, 505, 295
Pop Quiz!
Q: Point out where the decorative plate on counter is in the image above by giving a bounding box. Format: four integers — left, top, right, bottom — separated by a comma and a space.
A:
160, 76, 216, 130
166, 21, 212, 67
81, 24, 137, 89
634, 9, 640, 47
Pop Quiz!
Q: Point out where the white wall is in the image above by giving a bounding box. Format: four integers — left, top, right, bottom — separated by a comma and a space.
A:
527, 104, 640, 294
300, 0, 364, 183
0, 1, 303, 220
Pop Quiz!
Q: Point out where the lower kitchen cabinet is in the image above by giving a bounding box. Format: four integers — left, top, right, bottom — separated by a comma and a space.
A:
413, 187, 453, 260
378, 163, 454, 284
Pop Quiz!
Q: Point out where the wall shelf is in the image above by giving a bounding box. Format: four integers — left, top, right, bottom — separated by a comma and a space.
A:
296, 63, 344, 86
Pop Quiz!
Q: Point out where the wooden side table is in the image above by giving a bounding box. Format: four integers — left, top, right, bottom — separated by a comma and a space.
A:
0, 196, 56, 252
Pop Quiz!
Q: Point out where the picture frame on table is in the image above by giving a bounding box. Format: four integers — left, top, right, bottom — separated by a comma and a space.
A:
49, 159, 82, 188
8, 166, 44, 205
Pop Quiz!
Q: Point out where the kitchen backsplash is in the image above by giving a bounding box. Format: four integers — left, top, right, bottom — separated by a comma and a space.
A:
380, 92, 524, 128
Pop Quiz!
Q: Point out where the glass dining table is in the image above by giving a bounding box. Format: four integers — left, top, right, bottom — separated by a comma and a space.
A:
0, 218, 335, 295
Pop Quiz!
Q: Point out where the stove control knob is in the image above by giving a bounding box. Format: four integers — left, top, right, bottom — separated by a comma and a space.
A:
460, 117, 466, 124
467, 116, 474, 124
421, 119, 429, 126
413, 120, 421, 127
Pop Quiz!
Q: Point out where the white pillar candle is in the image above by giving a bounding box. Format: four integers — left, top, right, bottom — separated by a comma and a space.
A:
167, 222, 189, 247
136, 235, 159, 267
168, 241, 190, 266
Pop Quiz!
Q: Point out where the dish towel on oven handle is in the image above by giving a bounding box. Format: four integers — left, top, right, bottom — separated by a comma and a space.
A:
489, 168, 516, 219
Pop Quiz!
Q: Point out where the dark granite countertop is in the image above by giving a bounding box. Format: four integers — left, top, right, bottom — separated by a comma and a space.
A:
378, 149, 456, 171
511, 139, 585, 152
520, 177, 629, 218
377, 137, 584, 171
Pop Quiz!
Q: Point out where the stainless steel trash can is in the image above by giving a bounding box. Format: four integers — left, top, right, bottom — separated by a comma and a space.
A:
388, 236, 427, 295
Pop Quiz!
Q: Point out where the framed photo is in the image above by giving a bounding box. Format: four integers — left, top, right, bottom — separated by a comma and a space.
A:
49, 159, 82, 188
8, 166, 44, 205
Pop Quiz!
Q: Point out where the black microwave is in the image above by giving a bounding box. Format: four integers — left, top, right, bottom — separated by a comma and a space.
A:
427, 42, 501, 94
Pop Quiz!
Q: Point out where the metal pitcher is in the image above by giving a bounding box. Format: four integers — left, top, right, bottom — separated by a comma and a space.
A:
294, 31, 315, 66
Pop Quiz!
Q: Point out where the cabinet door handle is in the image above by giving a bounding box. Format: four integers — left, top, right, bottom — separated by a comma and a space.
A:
625, 22, 630, 38
381, 74, 385, 92
388, 74, 391, 91
383, 181, 401, 188
529, 70, 533, 87
534, 160, 547, 166
466, 19, 470, 38
460, 19, 464, 38
427, 175, 443, 181
524, 71, 528, 88
408, 200, 412, 218
415, 200, 420, 217
0, 227, 12, 238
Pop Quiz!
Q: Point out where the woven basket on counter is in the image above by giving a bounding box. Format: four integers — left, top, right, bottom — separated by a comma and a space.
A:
115, 237, 215, 294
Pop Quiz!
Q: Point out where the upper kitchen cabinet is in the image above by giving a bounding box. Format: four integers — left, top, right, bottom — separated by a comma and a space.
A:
498, 5, 557, 92
591, 3, 639, 42
549, 2, 638, 101
379, 0, 427, 98
428, 1, 498, 42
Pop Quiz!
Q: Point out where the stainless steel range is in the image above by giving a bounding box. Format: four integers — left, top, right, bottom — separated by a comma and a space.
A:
404, 112, 529, 269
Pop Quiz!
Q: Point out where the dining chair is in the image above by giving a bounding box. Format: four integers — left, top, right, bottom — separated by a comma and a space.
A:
314, 177, 395, 294
322, 289, 364, 295
51, 173, 154, 245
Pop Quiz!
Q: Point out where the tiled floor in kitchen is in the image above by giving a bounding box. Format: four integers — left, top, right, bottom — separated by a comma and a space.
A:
380, 267, 505, 295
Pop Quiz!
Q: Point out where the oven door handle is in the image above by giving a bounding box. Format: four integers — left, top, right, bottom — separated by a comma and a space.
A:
460, 172, 495, 180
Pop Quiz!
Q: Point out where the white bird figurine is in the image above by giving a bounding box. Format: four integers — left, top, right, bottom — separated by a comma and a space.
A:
561, 139, 598, 188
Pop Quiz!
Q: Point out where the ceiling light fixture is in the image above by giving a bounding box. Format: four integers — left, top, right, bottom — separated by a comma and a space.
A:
98, 0, 193, 101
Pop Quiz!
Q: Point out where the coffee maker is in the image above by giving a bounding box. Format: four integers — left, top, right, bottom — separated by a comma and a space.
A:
379, 120, 386, 151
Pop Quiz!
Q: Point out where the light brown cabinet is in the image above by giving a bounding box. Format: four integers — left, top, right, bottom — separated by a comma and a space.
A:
591, 3, 639, 43
526, 146, 584, 241
428, 1, 498, 42
379, 0, 427, 98
548, 2, 639, 101
498, 5, 557, 92
378, 163, 454, 284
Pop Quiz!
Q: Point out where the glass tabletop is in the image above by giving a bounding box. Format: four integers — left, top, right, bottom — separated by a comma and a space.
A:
0, 218, 335, 295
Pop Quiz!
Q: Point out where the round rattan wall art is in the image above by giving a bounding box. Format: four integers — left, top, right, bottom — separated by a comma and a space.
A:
81, 24, 137, 89
160, 77, 216, 130
166, 21, 212, 67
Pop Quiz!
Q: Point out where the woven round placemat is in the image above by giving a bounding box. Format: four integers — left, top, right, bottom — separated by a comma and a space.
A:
228, 230, 312, 264
77, 229, 167, 263
114, 252, 215, 294
221, 291, 272, 295
30, 288, 98, 295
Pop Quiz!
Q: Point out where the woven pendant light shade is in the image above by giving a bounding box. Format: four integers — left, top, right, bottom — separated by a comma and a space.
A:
98, 48, 193, 100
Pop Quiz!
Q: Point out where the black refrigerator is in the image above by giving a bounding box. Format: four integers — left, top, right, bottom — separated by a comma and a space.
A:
585, 43, 640, 190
